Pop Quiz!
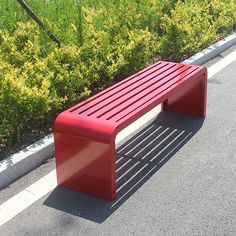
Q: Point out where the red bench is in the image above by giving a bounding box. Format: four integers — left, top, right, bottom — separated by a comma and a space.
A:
54, 61, 207, 201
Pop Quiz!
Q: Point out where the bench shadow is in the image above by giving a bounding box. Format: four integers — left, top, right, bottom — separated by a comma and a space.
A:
43, 111, 205, 223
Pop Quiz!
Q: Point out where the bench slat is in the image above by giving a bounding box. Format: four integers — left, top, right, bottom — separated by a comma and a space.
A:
69, 61, 169, 113
80, 63, 179, 116
99, 65, 197, 121
113, 66, 202, 124
88, 64, 189, 119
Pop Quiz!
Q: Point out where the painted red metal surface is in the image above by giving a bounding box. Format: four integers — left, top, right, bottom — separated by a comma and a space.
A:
54, 61, 207, 201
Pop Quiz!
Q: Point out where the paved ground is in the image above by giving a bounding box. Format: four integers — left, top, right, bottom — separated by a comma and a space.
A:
1, 45, 236, 236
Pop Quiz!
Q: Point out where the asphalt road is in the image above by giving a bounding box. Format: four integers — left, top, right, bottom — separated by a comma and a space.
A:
0, 46, 236, 236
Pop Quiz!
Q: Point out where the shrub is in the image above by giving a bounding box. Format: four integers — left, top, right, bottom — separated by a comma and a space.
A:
210, 0, 236, 34
0, 0, 236, 148
159, 0, 217, 61
0, 23, 88, 140
0, 20, 155, 141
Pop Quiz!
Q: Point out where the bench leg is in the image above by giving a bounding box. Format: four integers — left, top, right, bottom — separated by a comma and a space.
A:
162, 74, 207, 117
54, 132, 117, 201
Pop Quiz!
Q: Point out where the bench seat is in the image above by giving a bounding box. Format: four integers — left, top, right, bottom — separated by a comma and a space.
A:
54, 60, 207, 201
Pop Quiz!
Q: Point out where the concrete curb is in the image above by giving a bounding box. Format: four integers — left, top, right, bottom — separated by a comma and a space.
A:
0, 134, 54, 189
0, 32, 236, 190
183, 33, 236, 65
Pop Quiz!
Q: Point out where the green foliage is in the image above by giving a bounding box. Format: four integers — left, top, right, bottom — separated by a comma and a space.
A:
0, 20, 154, 141
159, 0, 216, 61
0, 23, 89, 139
0, 0, 235, 145
210, 0, 236, 34
158, 0, 236, 61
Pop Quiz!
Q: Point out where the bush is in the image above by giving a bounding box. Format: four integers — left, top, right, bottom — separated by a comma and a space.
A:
159, 0, 216, 61
0, 0, 235, 148
211, 0, 236, 34
0, 21, 155, 141
0, 23, 88, 140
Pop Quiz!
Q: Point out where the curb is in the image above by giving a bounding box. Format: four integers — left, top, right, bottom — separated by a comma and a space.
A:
183, 33, 236, 65
0, 134, 54, 189
1, 33, 236, 190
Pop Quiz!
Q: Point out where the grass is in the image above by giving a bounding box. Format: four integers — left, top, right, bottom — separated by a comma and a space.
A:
0, 0, 179, 45
1, 0, 235, 49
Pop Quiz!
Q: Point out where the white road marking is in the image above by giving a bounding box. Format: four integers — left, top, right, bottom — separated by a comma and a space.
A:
0, 48, 236, 227
0, 170, 56, 226
207, 49, 236, 78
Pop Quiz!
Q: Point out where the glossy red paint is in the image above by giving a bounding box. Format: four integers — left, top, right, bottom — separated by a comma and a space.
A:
54, 61, 207, 201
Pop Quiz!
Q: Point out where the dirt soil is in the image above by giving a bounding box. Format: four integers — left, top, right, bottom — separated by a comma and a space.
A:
0, 118, 54, 161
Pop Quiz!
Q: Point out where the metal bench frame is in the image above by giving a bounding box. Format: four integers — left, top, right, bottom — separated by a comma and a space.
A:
54, 61, 207, 201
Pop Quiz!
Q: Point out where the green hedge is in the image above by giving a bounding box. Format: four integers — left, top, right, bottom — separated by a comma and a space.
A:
0, 0, 235, 145
0, 21, 155, 141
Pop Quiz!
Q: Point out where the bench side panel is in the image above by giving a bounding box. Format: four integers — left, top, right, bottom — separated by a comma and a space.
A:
162, 67, 207, 117
54, 113, 117, 201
